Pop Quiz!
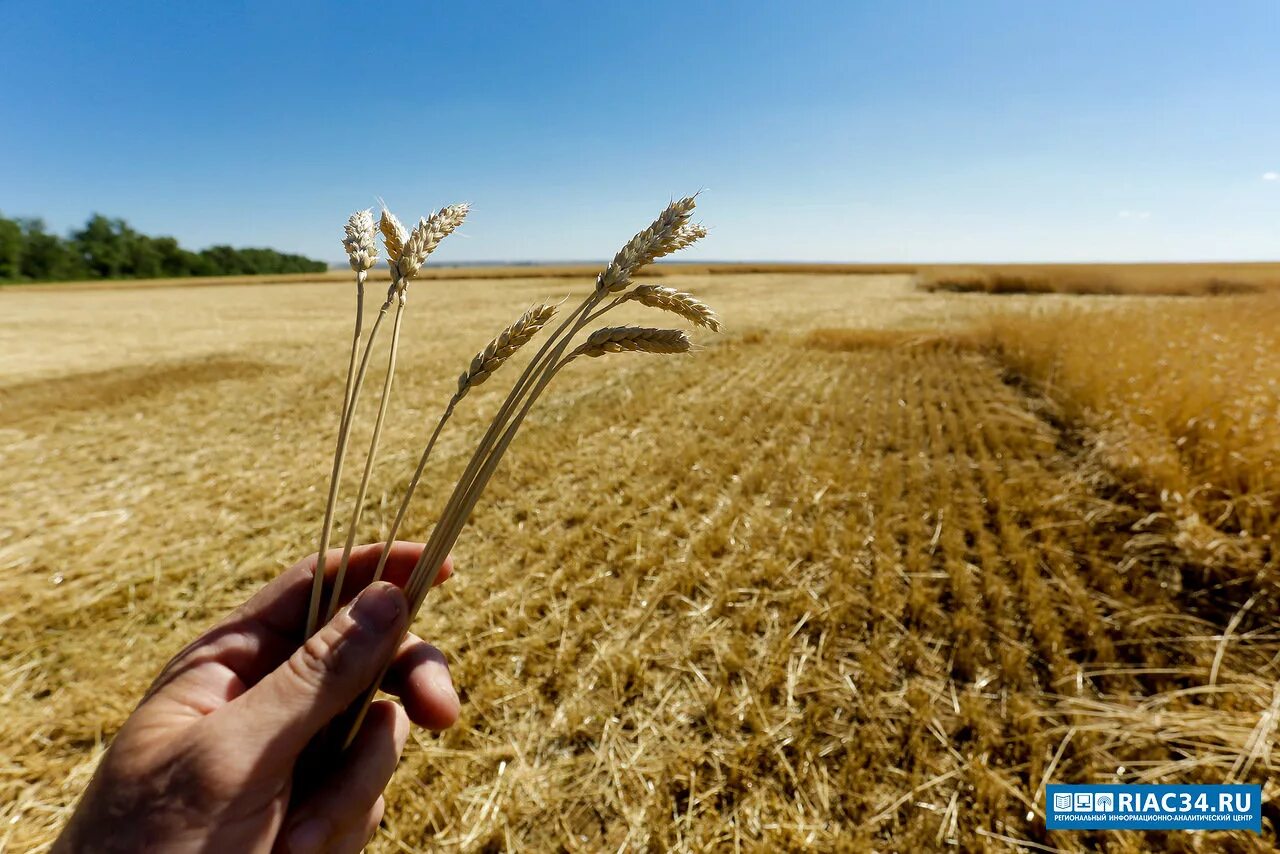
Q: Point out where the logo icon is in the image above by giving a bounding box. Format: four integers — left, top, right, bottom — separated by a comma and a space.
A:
1074, 793, 1094, 811
1095, 793, 1114, 811
1053, 792, 1073, 812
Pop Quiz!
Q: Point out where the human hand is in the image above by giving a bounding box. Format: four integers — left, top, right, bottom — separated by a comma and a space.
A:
54, 542, 458, 854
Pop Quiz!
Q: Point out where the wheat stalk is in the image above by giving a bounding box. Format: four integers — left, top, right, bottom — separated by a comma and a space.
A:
324, 290, 406, 623
305, 202, 467, 636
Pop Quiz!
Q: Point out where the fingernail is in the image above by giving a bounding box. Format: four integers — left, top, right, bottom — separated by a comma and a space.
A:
349, 582, 404, 632
288, 816, 329, 853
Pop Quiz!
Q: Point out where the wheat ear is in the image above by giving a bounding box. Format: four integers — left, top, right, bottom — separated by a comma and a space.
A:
566, 326, 693, 358
619, 285, 721, 331
596, 197, 698, 293
324, 205, 469, 619
370, 302, 557, 584
398, 204, 469, 279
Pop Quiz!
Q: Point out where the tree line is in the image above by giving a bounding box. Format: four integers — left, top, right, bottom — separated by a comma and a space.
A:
0, 213, 328, 282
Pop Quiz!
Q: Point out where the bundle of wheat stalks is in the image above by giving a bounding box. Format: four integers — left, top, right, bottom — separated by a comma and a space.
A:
304, 196, 719, 748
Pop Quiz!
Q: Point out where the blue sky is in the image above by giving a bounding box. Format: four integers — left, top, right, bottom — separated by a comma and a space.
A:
2, 1, 1278, 263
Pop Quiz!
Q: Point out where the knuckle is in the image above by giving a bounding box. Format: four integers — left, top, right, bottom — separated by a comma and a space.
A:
287, 629, 352, 689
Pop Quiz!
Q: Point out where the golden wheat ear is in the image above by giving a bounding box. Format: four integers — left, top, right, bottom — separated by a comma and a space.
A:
622, 285, 722, 331
568, 326, 693, 358
456, 303, 559, 402
595, 197, 700, 293
398, 204, 469, 280
342, 209, 378, 273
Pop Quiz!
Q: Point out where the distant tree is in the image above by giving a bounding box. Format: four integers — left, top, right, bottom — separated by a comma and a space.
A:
19, 218, 82, 280
0, 214, 22, 280
125, 232, 163, 278
150, 236, 192, 277
73, 214, 128, 278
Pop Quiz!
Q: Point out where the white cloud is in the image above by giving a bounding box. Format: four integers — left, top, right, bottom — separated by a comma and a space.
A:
1118, 210, 1151, 220
1263, 171, 1280, 181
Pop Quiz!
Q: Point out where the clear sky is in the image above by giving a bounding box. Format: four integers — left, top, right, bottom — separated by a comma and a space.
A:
3, 1, 1278, 264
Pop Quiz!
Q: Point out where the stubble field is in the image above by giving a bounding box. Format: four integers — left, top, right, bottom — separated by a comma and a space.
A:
1, 270, 1276, 852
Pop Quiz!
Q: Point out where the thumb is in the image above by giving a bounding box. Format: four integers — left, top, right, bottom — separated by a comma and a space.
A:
214, 581, 408, 768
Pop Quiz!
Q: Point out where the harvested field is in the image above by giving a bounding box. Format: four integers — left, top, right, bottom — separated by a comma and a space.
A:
1, 272, 1276, 851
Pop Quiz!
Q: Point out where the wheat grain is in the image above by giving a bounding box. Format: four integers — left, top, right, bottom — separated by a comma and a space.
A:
455, 303, 558, 402
570, 326, 692, 358
399, 204, 470, 280
623, 285, 722, 331
663, 223, 707, 254
379, 208, 408, 265
342, 209, 378, 273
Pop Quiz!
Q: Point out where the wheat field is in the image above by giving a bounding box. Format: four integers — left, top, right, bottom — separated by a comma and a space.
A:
1, 271, 1276, 851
